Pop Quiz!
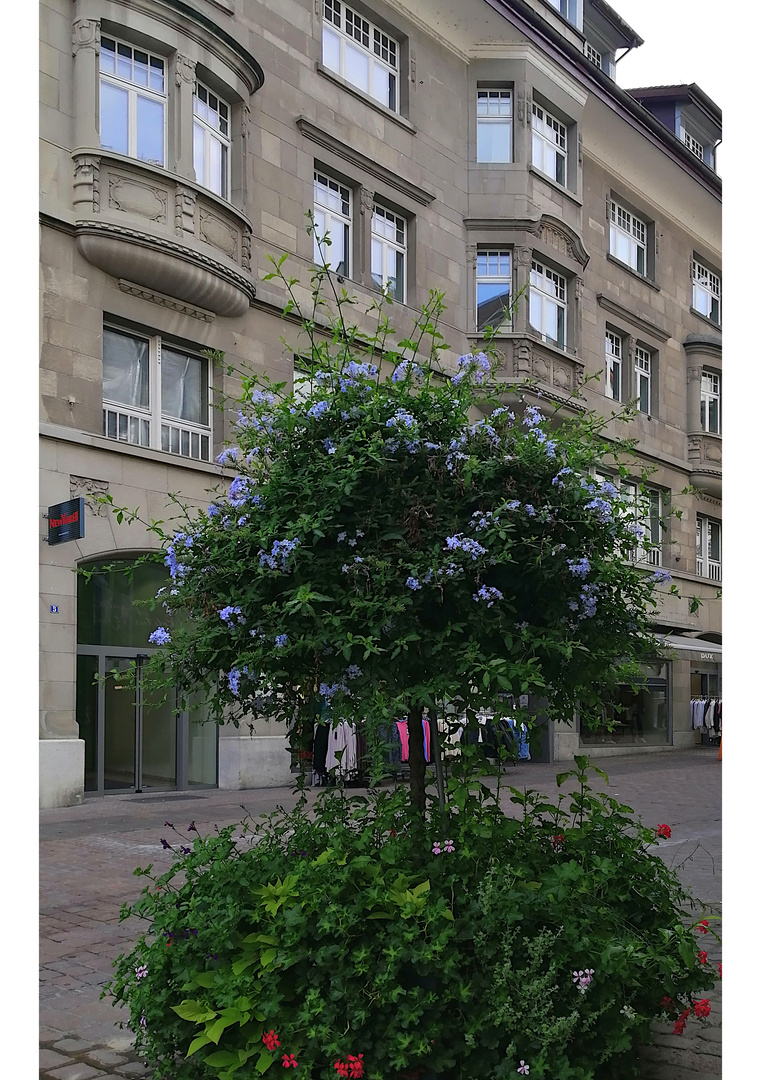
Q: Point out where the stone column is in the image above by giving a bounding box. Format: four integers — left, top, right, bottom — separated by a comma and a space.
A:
173, 54, 197, 180
71, 17, 101, 150
513, 246, 532, 335
686, 363, 703, 434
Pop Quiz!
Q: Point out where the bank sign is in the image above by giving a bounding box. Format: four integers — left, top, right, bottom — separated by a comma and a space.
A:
47, 498, 85, 545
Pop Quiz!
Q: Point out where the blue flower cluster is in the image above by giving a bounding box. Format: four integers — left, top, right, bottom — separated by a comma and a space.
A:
445, 534, 487, 559
392, 359, 424, 384
406, 576, 421, 591
584, 496, 614, 523
452, 352, 490, 386
552, 467, 573, 488
149, 627, 171, 645
522, 405, 542, 428
228, 476, 253, 508
216, 447, 239, 466
445, 432, 469, 473
470, 510, 498, 531
259, 537, 300, 571
473, 585, 503, 607
386, 409, 416, 431
307, 400, 330, 420
164, 544, 188, 582
567, 557, 591, 578
219, 605, 244, 626
323, 438, 337, 454
651, 568, 673, 584
250, 388, 276, 406
319, 663, 363, 700
228, 668, 241, 695
530, 428, 557, 457
274, 634, 288, 648
569, 583, 600, 619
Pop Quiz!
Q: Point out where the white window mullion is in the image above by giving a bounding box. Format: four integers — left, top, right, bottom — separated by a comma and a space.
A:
152, 337, 163, 452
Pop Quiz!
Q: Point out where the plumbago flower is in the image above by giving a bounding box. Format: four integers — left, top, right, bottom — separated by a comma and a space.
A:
110, 249, 678, 800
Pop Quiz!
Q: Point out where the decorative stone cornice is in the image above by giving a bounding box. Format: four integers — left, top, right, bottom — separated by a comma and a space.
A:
683, 333, 722, 361
596, 294, 670, 342
464, 215, 589, 268
118, 279, 216, 321
295, 117, 436, 206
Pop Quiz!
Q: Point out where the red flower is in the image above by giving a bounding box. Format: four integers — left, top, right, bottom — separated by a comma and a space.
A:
718, 962, 722, 979
551, 834, 564, 849
263, 1031, 281, 1052
697, 919, 709, 934
347, 1054, 364, 1079
694, 999, 711, 1019
334, 1063, 349, 1078
659, 996, 673, 1010
281, 1053, 298, 1068
673, 1019, 686, 1035
697, 950, 707, 964
655, 824, 671, 839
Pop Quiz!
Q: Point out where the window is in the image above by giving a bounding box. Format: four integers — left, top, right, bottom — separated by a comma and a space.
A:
682, 129, 705, 161
635, 345, 651, 414
531, 103, 567, 186
99, 36, 166, 167
545, 0, 582, 30
476, 250, 512, 331
322, 0, 399, 112
622, 483, 663, 566
700, 372, 721, 434
609, 200, 647, 275
102, 327, 211, 461
313, 171, 352, 274
696, 515, 721, 580
529, 260, 566, 349
604, 330, 622, 401
193, 82, 230, 198
477, 90, 512, 163
371, 204, 406, 301
692, 259, 721, 325
585, 43, 603, 69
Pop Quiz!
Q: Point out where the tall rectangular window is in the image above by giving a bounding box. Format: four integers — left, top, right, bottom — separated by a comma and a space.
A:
193, 82, 230, 198
604, 331, 622, 401
476, 250, 512, 331
529, 260, 566, 349
693, 259, 721, 325
313, 171, 352, 275
476, 90, 512, 163
322, 1, 399, 112
99, 37, 166, 167
371, 204, 406, 302
610, 200, 647, 275
622, 483, 663, 566
635, 345, 651, 414
102, 327, 211, 462
531, 102, 567, 186
700, 372, 721, 434
696, 515, 721, 580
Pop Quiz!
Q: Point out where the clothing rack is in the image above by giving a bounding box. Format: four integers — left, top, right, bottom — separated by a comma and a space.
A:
690, 697, 722, 746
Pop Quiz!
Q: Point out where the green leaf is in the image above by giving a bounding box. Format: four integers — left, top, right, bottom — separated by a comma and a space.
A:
187, 1033, 213, 1057
256, 1050, 275, 1074
204, 1050, 239, 1068
172, 1000, 218, 1023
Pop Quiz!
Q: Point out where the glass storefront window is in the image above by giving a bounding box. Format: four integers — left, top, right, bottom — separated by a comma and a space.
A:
78, 559, 168, 648
581, 663, 670, 746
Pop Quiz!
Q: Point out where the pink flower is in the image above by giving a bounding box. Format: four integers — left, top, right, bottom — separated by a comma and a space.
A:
263, 1031, 281, 1052
444, 839, 455, 853
517, 1062, 530, 1075
718, 962, 722, 979
432, 842, 442, 855
655, 824, 671, 839
281, 1053, 298, 1068
347, 1054, 364, 1078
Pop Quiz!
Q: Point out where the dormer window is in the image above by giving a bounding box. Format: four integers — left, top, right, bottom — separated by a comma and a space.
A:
545, 1, 582, 31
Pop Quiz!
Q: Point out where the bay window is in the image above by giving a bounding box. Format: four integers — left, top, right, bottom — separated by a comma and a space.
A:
476, 250, 512, 331
529, 260, 566, 349
477, 89, 512, 163
99, 36, 166, 167
700, 372, 721, 434
696, 516, 721, 580
193, 81, 230, 198
531, 103, 567, 186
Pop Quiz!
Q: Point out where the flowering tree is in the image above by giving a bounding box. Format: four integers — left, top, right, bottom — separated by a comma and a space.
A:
130, 243, 673, 813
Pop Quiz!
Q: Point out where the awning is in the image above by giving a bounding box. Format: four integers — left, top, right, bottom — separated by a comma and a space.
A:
658, 635, 722, 656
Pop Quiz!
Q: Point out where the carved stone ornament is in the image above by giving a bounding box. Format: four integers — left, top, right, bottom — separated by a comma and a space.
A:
465, 243, 477, 268
70, 475, 110, 515
108, 176, 168, 223
360, 187, 374, 215
515, 246, 532, 265
241, 229, 252, 271
72, 18, 100, 56
241, 103, 251, 141
175, 54, 197, 86
174, 185, 197, 237
515, 90, 526, 124
72, 156, 101, 214
199, 209, 239, 261
117, 279, 216, 321
537, 223, 574, 261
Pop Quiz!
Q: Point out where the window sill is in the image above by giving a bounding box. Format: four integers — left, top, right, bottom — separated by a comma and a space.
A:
315, 63, 417, 135
528, 165, 582, 206
39, 421, 224, 475
689, 307, 722, 332
605, 253, 660, 292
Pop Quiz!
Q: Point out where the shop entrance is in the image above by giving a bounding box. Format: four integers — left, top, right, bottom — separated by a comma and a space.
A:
76, 559, 218, 795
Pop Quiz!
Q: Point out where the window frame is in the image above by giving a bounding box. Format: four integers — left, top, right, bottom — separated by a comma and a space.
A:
634, 344, 652, 415
609, 198, 648, 277
531, 101, 568, 187
102, 324, 213, 462
692, 258, 721, 326
544, 0, 583, 31
696, 514, 721, 581
476, 249, 513, 332
604, 329, 622, 402
476, 88, 513, 163
313, 169, 353, 276
529, 258, 567, 350
321, 0, 400, 114
192, 79, 232, 200
99, 35, 167, 168
700, 371, 721, 434
621, 481, 664, 567
370, 202, 407, 303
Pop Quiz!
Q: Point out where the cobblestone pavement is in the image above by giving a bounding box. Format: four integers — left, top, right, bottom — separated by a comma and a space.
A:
39, 748, 721, 1079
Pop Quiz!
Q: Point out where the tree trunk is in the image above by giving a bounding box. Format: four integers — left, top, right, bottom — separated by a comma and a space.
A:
407, 704, 427, 814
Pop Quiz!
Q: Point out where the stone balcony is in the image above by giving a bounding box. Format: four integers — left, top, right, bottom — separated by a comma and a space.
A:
472, 333, 586, 408
687, 432, 722, 498
71, 150, 255, 319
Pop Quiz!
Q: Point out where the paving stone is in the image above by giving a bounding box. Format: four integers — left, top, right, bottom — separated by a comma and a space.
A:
83, 1048, 129, 1067
53, 1039, 98, 1053
46, 1066, 107, 1080
40, 1049, 72, 1070
40, 1028, 71, 1044
114, 1062, 152, 1076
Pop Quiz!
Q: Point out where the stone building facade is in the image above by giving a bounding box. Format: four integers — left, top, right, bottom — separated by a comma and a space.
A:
39, 0, 722, 807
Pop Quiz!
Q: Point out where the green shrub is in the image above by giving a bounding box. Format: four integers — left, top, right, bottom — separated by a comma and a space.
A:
106, 760, 717, 1080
